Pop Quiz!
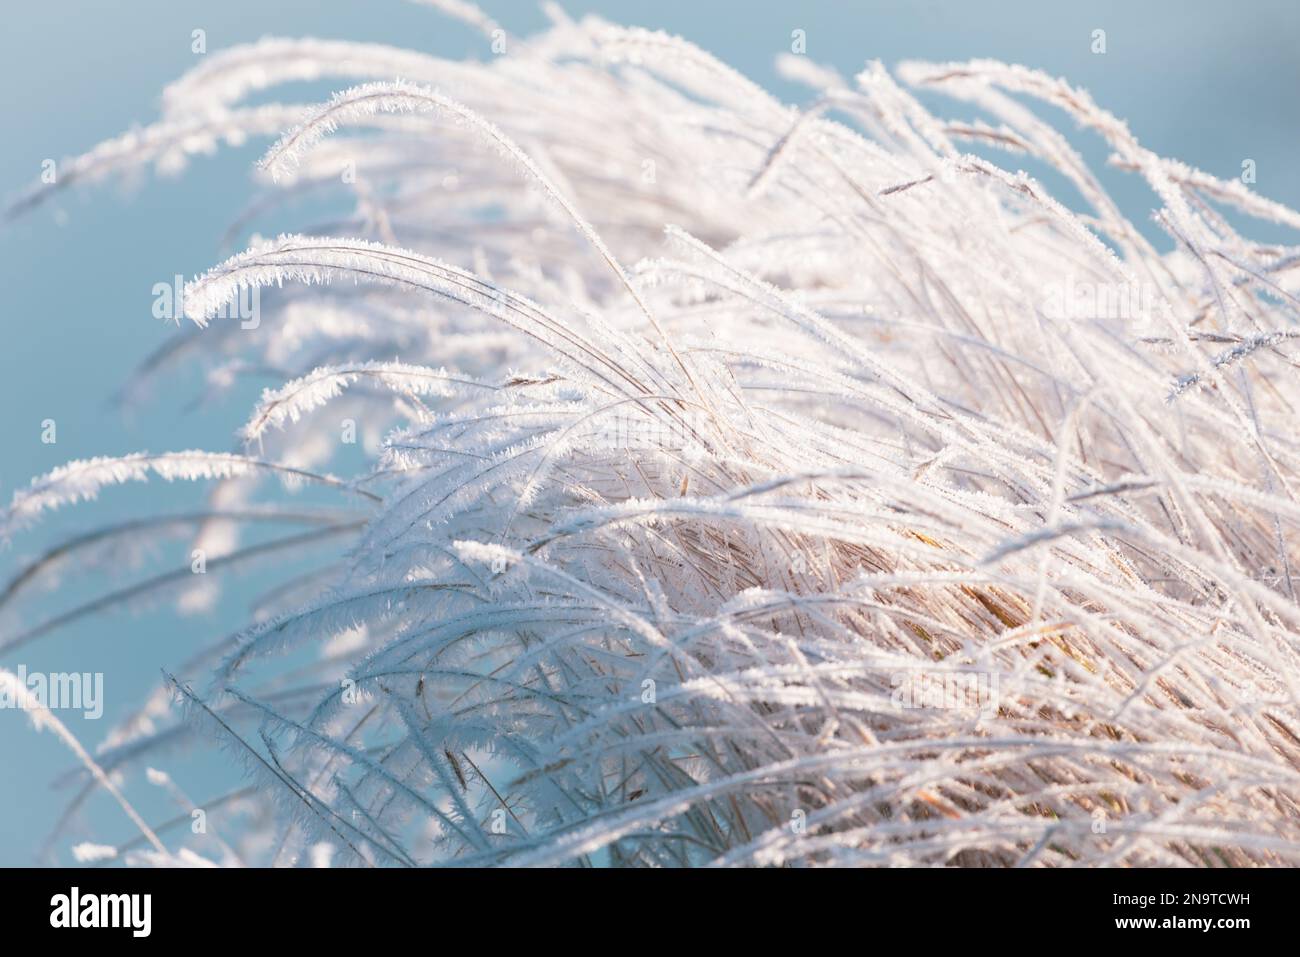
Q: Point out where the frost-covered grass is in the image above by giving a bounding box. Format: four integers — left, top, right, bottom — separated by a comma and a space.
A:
6, 3, 1300, 867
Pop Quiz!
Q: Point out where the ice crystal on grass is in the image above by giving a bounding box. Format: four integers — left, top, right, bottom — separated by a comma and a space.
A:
6, 4, 1300, 867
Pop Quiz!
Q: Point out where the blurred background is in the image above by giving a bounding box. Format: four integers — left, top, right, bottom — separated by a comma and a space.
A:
1, 0, 1297, 864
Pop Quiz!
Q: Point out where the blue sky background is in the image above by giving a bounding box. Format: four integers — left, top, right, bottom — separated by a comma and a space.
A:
1, 0, 1297, 864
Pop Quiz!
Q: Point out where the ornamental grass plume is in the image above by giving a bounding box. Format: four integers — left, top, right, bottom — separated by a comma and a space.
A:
6, 2, 1300, 867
